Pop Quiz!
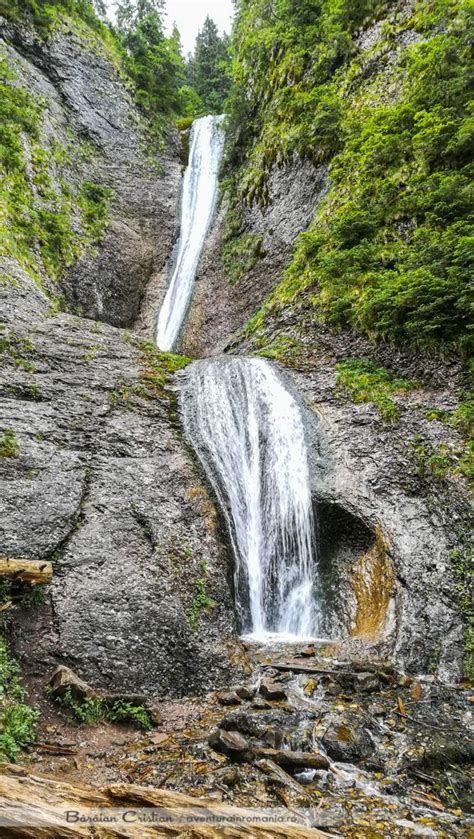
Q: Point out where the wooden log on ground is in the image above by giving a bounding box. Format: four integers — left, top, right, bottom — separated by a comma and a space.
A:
0, 556, 52, 585
256, 759, 314, 799
0, 767, 332, 838
254, 748, 330, 770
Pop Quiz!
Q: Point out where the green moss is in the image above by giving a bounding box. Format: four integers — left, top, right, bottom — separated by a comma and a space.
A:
336, 358, 418, 422
449, 539, 473, 682
0, 636, 38, 762
222, 233, 265, 285
139, 342, 191, 395
0, 429, 20, 458
256, 336, 305, 366
409, 434, 473, 489
187, 561, 216, 630
58, 689, 152, 730
77, 181, 113, 244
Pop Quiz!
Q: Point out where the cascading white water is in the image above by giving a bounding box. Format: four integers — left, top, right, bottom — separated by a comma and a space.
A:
181, 356, 319, 641
156, 115, 225, 351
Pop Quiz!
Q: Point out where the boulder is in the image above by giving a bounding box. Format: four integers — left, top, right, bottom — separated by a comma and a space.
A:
320, 715, 373, 763
216, 691, 242, 707
235, 685, 256, 701
260, 679, 287, 701
48, 666, 94, 702
355, 672, 380, 693
208, 729, 254, 762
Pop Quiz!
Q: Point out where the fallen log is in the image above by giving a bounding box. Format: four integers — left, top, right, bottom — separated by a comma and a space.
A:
0, 556, 52, 585
254, 748, 330, 770
261, 662, 338, 676
0, 767, 329, 838
256, 759, 314, 799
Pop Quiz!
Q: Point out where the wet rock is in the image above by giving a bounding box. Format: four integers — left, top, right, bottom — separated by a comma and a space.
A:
303, 678, 317, 696
252, 698, 272, 710
216, 691, 242, 707
219, 767, 241, 788
182, 161, 328, 358
320, 715, 373, 763
208, 729, 254, 762
355, 672, 380, 693
219, 708, 307, 751
235, 685, 256, 701
48, 665, 94, 702
260, 679, 287, 701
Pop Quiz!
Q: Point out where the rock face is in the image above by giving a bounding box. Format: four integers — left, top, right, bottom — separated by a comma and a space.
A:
0, 16, 181, 328
181, 161, 328, 357
288, 340, 470, 682
0, 261, 237, 696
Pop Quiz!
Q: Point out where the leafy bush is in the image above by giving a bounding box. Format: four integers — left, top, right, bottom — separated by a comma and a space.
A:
0, 637, 38, 762
187, 562, 216, 630
59, 688, 153, 730
0, 429, 20, 458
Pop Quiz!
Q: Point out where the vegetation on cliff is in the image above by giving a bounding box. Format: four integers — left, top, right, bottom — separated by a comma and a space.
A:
225, 0, 473, 355
0, 52, 112, 289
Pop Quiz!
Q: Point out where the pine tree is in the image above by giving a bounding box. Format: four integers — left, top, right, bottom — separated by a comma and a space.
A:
115, 0, 186, 120
187, 16, 231, 114
116, 0, 165, 31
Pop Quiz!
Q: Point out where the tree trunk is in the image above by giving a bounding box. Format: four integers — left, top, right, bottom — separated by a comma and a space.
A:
0, 557, 52, 585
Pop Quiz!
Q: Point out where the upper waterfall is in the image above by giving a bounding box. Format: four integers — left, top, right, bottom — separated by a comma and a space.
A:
181, 356, 319, 641
156, 115, 225, 351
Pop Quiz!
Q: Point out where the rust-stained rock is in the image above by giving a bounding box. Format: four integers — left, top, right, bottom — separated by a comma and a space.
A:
350, 526, 395, 642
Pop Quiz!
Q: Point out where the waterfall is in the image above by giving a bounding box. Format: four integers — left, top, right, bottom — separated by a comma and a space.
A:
181, 357, 319, 641
156, 115, 225, 351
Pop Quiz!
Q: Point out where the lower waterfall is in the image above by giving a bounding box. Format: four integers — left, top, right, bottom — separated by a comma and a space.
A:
181, 356, 319, 641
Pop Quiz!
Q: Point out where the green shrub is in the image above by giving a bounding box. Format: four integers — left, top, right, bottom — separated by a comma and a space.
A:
222, 234, 264, 285
0, 429, 20, 458
336, 358, 418, 422
59, 688, 152, 730
187, 562, 216, 630
0, 637, 38, 762
409, 435, 473, 488
0, 54, 113, 286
